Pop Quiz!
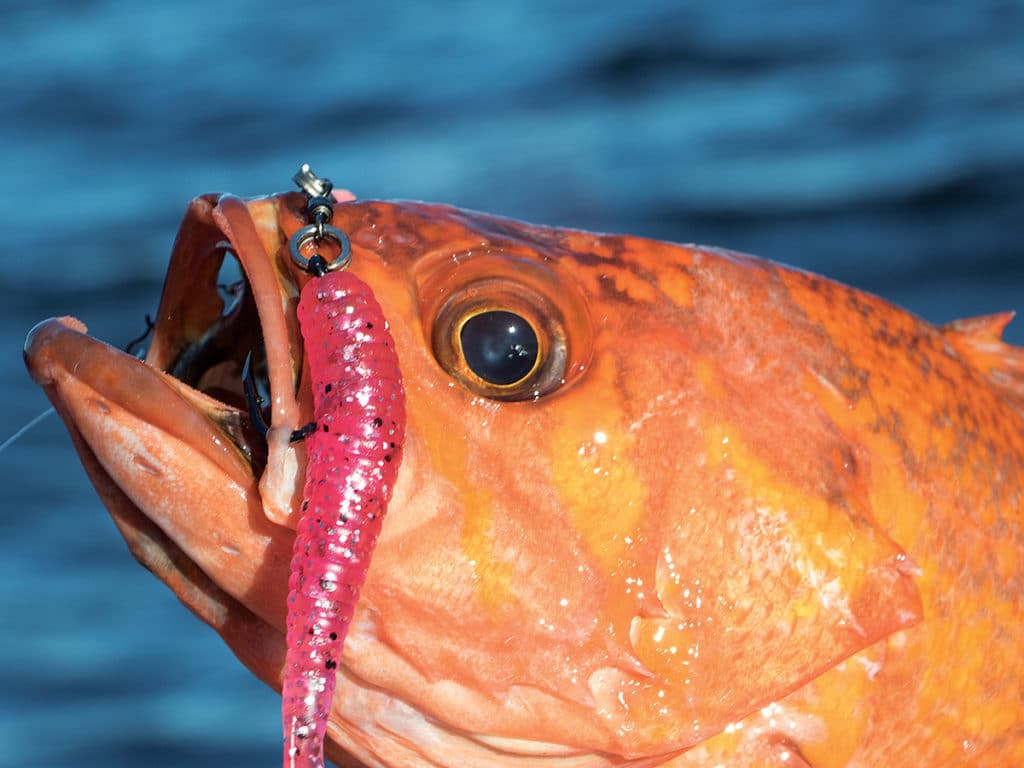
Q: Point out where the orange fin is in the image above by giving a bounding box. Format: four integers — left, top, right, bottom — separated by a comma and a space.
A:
942, 312, 1024, 415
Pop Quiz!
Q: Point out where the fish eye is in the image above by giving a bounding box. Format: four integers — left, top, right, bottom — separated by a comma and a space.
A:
458, 310, 539, 386
430, 278, 575, 401
418, 251, 592, 403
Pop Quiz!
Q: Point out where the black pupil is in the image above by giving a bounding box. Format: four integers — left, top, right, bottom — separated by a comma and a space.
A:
460, 310, 539, 386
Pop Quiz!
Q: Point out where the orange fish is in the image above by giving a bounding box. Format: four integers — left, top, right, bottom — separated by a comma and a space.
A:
24, 187, 1024, 767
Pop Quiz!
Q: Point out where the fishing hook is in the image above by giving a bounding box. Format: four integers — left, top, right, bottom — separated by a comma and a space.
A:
243, 352, 316, 443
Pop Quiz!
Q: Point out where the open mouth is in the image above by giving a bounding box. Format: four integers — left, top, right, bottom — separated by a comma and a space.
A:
150, 239, 272, 471
136, 191, 322, 484
23, 191, 314, 648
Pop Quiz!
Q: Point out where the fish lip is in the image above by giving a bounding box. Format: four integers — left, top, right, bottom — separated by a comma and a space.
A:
24, 315, 256, 487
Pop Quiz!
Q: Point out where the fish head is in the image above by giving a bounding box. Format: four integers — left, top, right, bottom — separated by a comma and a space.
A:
25, 190, 923, 765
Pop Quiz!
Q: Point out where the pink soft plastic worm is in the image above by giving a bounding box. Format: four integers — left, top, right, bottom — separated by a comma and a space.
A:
283, 269, 406, 767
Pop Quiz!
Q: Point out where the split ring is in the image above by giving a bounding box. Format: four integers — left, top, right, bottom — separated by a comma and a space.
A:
288, 223, 352, 273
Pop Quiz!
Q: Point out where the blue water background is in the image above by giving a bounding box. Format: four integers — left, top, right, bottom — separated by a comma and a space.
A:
1, 2, 1022, 766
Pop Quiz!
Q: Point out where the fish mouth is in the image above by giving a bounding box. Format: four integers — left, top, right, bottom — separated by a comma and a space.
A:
143, 192, 313, 465
23, 193, 315, 695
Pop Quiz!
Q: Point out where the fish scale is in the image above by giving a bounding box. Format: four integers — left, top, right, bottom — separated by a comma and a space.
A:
282, 271, 406, 768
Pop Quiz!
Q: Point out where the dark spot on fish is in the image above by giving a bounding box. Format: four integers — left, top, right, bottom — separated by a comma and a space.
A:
325, 383, 332, 393
384, 454, 392, 462
372, 417, 383, 428
329, 632, 337, 641
325, 659, 337, 670
322, 423, 330, 433
302, 500, 309, 511
366, 322, 373, 328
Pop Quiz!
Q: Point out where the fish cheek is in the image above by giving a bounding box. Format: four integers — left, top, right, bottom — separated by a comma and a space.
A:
552, 318, 923, 752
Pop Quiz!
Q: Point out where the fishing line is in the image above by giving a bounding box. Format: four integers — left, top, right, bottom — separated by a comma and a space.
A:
0, 407, 55, 454
6, 314, 152, 455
